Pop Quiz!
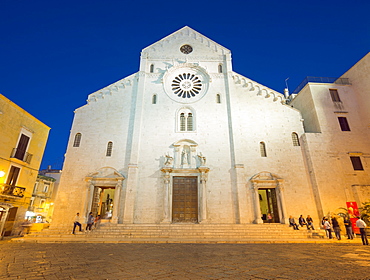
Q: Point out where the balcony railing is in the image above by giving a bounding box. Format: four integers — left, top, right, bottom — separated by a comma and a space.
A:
292, 76, 351, 95
10, 148, 33, 164
1, 184, 26, 198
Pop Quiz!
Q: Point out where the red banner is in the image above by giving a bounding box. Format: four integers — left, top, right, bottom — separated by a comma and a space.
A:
346, 202, 360, 234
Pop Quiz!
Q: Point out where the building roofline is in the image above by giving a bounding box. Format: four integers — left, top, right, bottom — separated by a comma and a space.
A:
0, 93, 50, 129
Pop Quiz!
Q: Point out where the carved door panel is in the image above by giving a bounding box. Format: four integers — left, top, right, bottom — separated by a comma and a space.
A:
172, 176, 198, 223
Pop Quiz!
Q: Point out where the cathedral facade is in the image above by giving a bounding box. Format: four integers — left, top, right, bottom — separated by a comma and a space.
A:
51, 27, 370, 228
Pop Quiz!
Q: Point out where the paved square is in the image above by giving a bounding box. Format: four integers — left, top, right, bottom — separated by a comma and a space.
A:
0, 242, 369, 279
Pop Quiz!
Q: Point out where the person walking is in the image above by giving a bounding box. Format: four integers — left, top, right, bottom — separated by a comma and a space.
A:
355, 217, 369, 245
331, 216, 341, 240
86, 212, 95, 231
72, 213, 83, 234
343, 216, 354, 240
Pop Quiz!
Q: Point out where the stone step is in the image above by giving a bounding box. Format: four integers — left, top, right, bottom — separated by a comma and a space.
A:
16, 223, 326, 243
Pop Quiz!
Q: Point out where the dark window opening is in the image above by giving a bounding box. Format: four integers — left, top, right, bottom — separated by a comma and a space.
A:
330, 89, 341, 102
350, 156, 364, 170
338, 117, 350, 131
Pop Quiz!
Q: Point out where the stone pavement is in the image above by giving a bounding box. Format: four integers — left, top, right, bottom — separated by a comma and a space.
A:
0, 241, 369, 280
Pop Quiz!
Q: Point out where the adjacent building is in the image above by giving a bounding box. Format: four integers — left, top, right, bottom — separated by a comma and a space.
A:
28, 174, 56, 223
50, 27, 370, 229
0, 94, 50, 237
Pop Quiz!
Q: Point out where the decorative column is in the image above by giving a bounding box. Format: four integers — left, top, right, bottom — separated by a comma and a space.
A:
84, 180, 95, 221
277, 179, 289, 224
198, 167, 209, 223
161, 168, 172, 223
111, 179, 123, 224
251, 181, 263, 224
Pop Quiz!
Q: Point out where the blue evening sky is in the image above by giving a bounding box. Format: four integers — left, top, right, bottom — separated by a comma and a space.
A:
1, 0, 369, 170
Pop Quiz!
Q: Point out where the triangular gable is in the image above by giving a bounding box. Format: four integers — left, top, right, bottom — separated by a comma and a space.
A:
142, 26, 230, 56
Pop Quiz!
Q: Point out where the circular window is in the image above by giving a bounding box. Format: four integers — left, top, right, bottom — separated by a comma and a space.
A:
163, 65, 209, 104
172, 73, 202, 98
180, 45, 193, 54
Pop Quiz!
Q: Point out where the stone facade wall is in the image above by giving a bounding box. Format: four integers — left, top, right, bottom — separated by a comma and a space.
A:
51, 27, 369, 229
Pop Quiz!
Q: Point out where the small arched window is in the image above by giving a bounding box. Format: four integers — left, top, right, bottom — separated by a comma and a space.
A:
218, 64, 223, 73
216, 94, 221, 104
73, 133, 82, 147
106, 142, 113, 156
180, 113, 186, 131
292, 132, 300, 146
260, 142, 267, 157
152, 94, 157, 104
187, 113, 193, 131
150, 64, 154, 73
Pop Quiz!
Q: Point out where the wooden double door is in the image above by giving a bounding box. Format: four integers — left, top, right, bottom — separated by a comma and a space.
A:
172, 176, 198, 223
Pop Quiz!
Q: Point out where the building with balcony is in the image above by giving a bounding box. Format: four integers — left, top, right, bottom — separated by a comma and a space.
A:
0, 94, 50, 238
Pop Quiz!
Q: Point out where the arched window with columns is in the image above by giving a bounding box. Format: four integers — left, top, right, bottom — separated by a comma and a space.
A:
177, 107, 195, 132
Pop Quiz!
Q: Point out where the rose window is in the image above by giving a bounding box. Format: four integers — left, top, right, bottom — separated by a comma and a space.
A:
180, 45, 193, 54
171, 73, 202, 98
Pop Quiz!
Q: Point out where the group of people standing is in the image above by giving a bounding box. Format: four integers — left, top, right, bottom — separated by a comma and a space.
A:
72, 212, 101, 234
322, 215, 369, 245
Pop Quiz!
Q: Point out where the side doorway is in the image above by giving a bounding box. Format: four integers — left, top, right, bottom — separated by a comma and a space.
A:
258, 188, 280, 223
91, 186, 115, 219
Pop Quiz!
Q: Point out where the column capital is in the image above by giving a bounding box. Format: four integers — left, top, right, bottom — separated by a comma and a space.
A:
250, 181, 259, 191
161, 167, 172, 174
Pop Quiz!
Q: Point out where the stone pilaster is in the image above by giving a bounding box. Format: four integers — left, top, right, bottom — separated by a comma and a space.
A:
123, 164, 138, 223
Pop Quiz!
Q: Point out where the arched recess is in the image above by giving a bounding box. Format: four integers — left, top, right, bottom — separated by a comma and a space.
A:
249, 172, 288, 225
85, 167, 125, 224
